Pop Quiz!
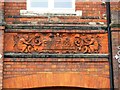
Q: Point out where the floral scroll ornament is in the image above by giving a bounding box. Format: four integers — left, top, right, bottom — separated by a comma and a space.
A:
14, 34, 42, 52
14, 33, 101, 53
115, 46, 120, 68
74, 34, 100, 53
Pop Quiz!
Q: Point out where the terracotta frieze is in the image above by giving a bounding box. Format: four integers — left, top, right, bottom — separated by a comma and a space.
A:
4, 33, 108, 54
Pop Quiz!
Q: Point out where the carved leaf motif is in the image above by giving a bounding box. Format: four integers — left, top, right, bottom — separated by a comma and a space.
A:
74, 34, 100, 53
14, 34, 42, 52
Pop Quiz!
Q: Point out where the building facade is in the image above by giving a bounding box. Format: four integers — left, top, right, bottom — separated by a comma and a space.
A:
0, 0, 120, 89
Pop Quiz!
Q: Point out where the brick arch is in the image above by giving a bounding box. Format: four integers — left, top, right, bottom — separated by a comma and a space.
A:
3, 73, 110, 89
22, 86, 98, 90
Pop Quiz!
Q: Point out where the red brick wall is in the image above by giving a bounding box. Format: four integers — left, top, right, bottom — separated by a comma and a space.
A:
3, 72, 110, 89
3, 1, 110, 89
3, 58, 110, 88
0, 1, 4, 89
4, 58, 109, 79
4, 1, 107, 24
0, 1, 4, 24
76, 2, 106, 18
4, 1, 106, 17
112, 28, 120, 89
0, 27, 4, 90
4, 1, 119, 25
111, 1, 120, 89
3, 1, 120, 89
110, 2, 120, 11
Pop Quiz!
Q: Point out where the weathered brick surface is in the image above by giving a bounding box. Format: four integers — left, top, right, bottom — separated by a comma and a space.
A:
111, 29, 120, 89
111, 1, 120, 88
3, 58, 110, 89
112, 31, 119, 88
4, 1, 107, 24
3, 58, 109, 79
0, 1, 4, 89
5, 1, 119, 24
2, 0, 120, 89
4, 2, 118, 25
0, 28, 4, 90
5, 17, 107, 24
0, 2, 4, 24
4, 32, 108, 54
4, 1, 106, 17
110, 2, 120, 11
3, 72, 110, 89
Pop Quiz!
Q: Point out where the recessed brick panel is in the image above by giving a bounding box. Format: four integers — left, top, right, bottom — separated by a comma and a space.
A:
4, 32, 108, 54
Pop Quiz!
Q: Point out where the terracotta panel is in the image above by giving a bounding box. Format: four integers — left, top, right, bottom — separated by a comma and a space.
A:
4, 32, 108, 54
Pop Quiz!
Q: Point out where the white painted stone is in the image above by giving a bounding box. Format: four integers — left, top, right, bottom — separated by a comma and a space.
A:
20, 10, 82, 16
103, 14, 106, 17
0, 54, 2, 59
117, 51, 120, 56
117, 46, 120, 49
76, 10, 82, 16
115, 55, 119, 59
118, 58, 120, 63
89, 22, 96, 25
98, 22, 104, 25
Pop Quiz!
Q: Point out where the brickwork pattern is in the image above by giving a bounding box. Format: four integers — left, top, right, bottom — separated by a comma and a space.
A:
3, 58, 109, 79
4, 1, 107, 24
112, 29, 120, 89
0, 28, 4, 90
0, 1, 4, 89
3, 72, 110, 89
0, 2, 4, 24
3, 1, 109, 89
2, 0, 120, 89
111, 1, 120, 89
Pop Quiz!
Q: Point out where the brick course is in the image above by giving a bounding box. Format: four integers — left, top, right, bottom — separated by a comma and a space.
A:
3, 58, 109, 79
4, 1, 107, 24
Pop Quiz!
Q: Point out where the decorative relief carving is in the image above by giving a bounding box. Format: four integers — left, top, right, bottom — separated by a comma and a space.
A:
74, 34, 100, 53
14, 33, 42, 52
14, 33, 101, 53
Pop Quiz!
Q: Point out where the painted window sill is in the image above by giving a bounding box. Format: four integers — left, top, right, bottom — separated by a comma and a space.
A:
20, 10, 82, 16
